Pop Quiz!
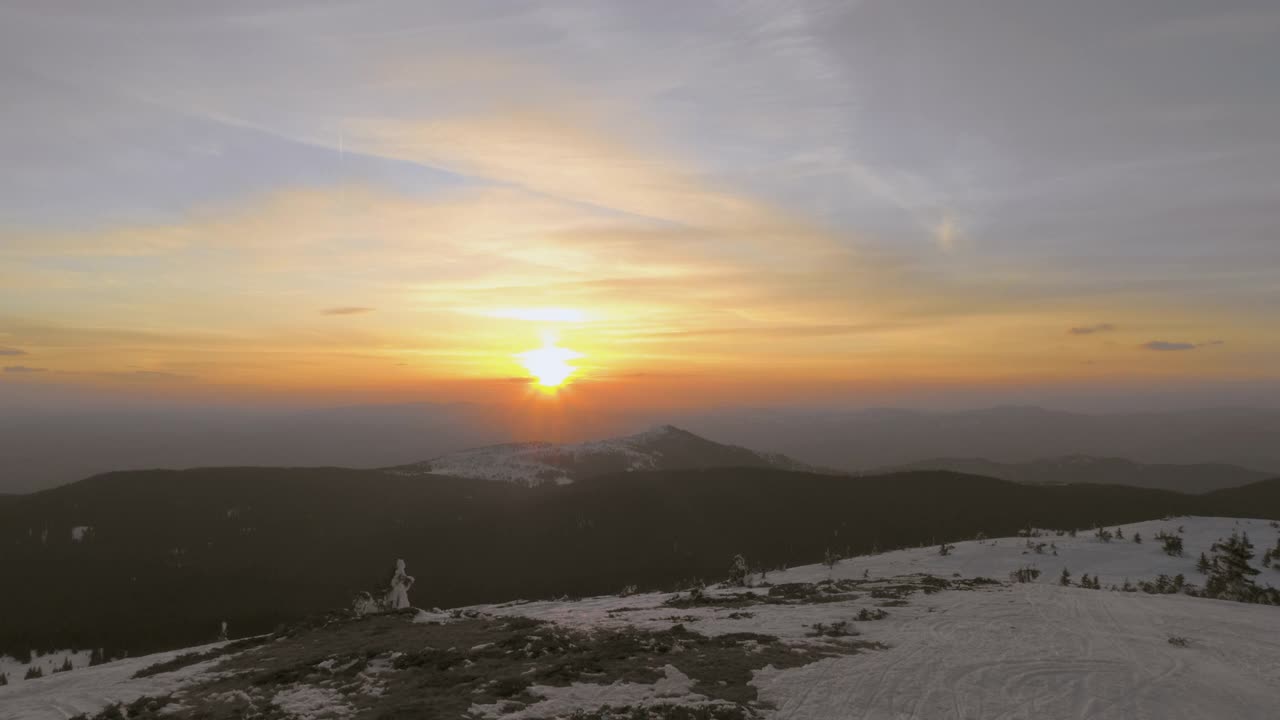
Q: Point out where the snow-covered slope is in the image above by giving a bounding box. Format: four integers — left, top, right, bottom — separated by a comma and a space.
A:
8, 517, 1278, 720
0, 643, 227, 720
386, 424, 824, 485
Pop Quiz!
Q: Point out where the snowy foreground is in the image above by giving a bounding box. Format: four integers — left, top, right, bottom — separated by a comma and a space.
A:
4, 516, 1279, 720
0, 643, 227, 720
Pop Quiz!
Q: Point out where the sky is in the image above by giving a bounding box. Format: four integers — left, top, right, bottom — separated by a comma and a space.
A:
1, 0, 1278, 412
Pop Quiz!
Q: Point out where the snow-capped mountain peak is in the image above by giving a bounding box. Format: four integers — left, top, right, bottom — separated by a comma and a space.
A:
386, 425, 820, 486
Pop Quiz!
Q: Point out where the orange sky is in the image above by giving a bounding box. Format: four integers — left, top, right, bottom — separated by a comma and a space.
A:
2, 4, 1277, 412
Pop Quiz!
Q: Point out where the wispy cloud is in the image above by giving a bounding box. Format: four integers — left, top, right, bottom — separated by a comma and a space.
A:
1141, 340, 1225, 352
634, 323, 906, 341
0, 347, 27, 356
3, 365, 46, 373
321, 307, 376, 316
102, 370, 194, 382
1068, 323, 1116, 335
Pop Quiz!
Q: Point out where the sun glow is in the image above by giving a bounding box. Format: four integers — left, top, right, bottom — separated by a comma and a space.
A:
516, 336, 583, 388
482, 307, 587, 323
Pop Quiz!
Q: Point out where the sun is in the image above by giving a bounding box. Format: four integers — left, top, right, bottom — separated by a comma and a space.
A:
515, 337, 583, 388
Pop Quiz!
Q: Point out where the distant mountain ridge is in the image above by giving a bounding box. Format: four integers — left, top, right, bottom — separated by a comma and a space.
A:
683, 405, 1280, 474
386, 424, 825, 485
873, 455, 1271, 494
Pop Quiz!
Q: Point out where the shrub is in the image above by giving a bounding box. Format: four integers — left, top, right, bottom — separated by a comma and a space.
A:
1094, 526, 1113, 543
938, 542, 954, 557
1133, 532, 1142, 544
808, 620, 855, 637
1138, 574, 1188, 595
822, 548, 841, 570
1009, 566, 1041, 583
351, 591, 384, 617
1168, 636, 1190, 648
1059, 568, 1071, 586
1155, 532, 1184, 557
855, 608, 888, 621
727, 554, 749, 587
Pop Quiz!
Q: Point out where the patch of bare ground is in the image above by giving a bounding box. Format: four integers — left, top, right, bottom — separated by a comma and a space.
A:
70, 608, 883, 719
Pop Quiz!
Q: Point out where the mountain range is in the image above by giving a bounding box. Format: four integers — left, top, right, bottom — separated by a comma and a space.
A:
6, 404, 1280, 493
873, 455, 1270, 494
386, 424, 822, 485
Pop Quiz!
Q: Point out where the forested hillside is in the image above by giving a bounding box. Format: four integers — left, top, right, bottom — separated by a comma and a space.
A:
2, 467, 1275, 659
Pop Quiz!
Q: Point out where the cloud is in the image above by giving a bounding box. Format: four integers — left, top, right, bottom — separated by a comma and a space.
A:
1141, 340, 1225, 352
3, 365, 46, 373
0, 347, 27, 356
342, 111, 840, 257
106, 371, 194, 382
321, 307, 376, 316
634, 323, 908, 341
1068, 323, 1115, 335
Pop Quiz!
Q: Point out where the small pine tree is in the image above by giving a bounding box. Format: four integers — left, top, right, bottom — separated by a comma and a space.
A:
1079, 573, 1091, 588
25, 665, 44, 680
1115, 527, 1124, 540
1204, 531, 1263, 602
1068, 528, 1077, 538
938, 542, 954, 556
90, 648, 106, 667
1133, 532, 1142, 544
1060, 568, 1071, 586
1197, 552, 1211, 574
56, 656, 73, 674
0, 672, 7, 686
1155, 532, 1184, 557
